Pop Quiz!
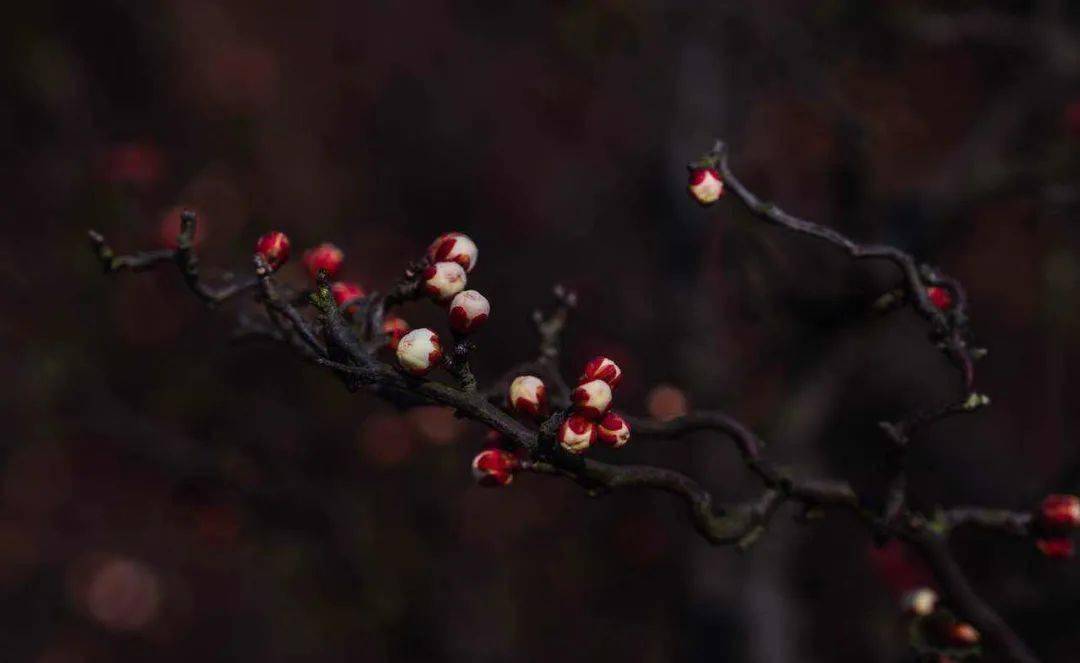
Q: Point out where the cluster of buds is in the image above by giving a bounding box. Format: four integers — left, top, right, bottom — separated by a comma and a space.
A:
687, 167, 724, 206
392, 231, 489, 375
1035, 494, 1079, 559
256, 234, 368, 313
299, 243, 365, 312
554, 356, 630, 454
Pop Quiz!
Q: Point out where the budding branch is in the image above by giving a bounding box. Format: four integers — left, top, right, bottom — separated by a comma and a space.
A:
88, 143, 1048, 663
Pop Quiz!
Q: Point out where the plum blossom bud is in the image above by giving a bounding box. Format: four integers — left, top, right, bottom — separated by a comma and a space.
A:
572, 379, 612, 419
1040, 494, 1080, 530
423, 261, 467, 301
471, 448, 518, 487
900, 588, 938, 617
597, 412, 630, 448
1036, 538, 1075, 559
427, 232, 478, 272
509, 375, 547, 418
926, 286, 953, 311
581, 356, 623, 388
382, 316, 410, 350
946, 622, 980, 647
302, 242, 344, 279
558, 414, 596, 454
331, 281, 365, 308
688, 168, 723, 205
396, 328, 443, 376
255, 231, 290, 270
449, 290, 490, 334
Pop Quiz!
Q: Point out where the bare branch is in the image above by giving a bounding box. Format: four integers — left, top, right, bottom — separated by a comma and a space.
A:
708, 143, 978, 390
89, 210, 258, 305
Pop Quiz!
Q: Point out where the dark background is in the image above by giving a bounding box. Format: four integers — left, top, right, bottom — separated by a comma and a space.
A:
3, 1, 1080, 661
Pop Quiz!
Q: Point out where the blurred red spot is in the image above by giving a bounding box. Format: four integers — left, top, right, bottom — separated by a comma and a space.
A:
98, 143, 164, 186
359, 413, 413, 467
646, 384, 688, 421
867, 540, 932, 596
83, 557, 161, 632
407, 407, 466, 446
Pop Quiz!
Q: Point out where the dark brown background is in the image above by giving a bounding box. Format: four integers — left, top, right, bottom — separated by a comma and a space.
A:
3, 1, 1079, 661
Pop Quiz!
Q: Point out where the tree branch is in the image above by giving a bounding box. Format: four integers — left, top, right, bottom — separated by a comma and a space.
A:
86, 144, 1051, 662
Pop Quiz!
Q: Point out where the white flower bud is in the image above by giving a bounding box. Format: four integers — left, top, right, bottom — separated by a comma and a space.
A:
508, 375, 547, 418
422, 261, 467, 301
558, 414, 596, 454
688, 168, 724, 205
581, 356, 623, 388
597, 412, 631, 448
396, 328, 443, 376
448, 290, 490, 334
572, 379, 612, 419
427, 232, 479, 272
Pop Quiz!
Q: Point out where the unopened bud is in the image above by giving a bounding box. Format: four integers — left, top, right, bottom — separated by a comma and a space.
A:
396, 328, 443, 376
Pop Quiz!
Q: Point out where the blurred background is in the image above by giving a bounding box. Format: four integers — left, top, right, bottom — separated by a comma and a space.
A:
3, 1, 1080, 661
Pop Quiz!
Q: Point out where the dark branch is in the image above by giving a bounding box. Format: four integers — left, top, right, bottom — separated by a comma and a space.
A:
709, 142, 977, 390
89, 210, 257, 305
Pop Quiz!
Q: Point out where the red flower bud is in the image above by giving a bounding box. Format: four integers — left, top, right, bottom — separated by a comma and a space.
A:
597, 412, 631, 448
688, 168, 723, 205
302, 242, 344, 280
581, 356, 623, 388
382, 315, 410, 351
1040, 494, 1080, 530
427, 232, 478, 272
1036, 538, 1075, 559
423, 261, 467, 301
448, 290, 490, 334
509, 376, 547, 418
558, 414, 596, 454
926, 286, 953, 311
330, 281, 365, 308
471, 448, 518, 487
396, 328, 442, 376
946, 622, 980, 647
255, 231, 290, 270
572, 379, 612, 419
900, 587, 938, 617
